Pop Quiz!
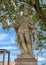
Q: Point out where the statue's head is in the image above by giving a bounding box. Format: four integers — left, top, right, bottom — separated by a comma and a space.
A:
24, 6, 29, 16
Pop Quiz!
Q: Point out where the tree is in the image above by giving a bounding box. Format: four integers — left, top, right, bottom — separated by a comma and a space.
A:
0, 0, 46, 54
42, 63, 46, 65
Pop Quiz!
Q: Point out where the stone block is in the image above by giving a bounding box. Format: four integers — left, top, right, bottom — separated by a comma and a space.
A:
15, 58, 37, 65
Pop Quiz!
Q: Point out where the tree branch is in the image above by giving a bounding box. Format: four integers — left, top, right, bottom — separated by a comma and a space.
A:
34, 0, 46, 22
20, 0, 46, 22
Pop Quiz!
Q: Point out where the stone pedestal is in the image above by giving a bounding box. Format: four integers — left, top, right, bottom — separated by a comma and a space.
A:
15, 54, 37, 65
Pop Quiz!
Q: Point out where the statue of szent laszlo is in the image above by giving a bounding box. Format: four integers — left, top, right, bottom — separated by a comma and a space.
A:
13, 6, 35, 57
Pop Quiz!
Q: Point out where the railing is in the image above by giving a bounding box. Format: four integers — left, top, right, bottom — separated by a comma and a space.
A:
0, 49, 10, 65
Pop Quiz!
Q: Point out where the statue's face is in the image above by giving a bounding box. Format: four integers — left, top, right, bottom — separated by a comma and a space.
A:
24, 6, 29, 16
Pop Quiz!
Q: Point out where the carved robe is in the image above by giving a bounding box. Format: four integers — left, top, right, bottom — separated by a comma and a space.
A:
14, 15, 35, 55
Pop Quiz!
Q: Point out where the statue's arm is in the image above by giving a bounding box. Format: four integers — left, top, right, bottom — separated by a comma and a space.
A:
13, 21, 20, 28
14, 20, 23, 28
27, 19, 35, 41
27, 23, 34, 29
3, 21, 21, 30
27, 19, 34, 29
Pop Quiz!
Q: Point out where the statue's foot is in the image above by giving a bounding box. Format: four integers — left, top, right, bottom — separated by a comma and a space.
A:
26, 52, 34, 58
27, 52, 31, 54
17, 52, 34, 58
21, 51, 27, 55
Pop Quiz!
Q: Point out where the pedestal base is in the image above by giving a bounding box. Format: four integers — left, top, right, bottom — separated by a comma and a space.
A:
15, 58, 37, 65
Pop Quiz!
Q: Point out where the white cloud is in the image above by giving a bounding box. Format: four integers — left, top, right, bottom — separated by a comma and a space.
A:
0, 33, 8, 40
0, 33, 15, 44
9, 37, 15, 44
0, 46, 18, 49
36, 57, 46, 61
0, 41, 15, 44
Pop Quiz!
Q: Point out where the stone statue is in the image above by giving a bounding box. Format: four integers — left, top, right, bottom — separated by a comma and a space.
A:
14, 6, 35, 56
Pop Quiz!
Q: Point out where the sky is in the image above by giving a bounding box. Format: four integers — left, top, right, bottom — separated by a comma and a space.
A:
0, 25, 46, 65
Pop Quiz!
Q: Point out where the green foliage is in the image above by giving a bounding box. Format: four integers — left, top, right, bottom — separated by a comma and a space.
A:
42, 63, 46, 65
31, 0, 35, 4
40, 21, 46, 31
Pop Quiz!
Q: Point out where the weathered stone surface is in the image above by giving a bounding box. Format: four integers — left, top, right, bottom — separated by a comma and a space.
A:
15, 58, 37, 65
17, 53, 34, 58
